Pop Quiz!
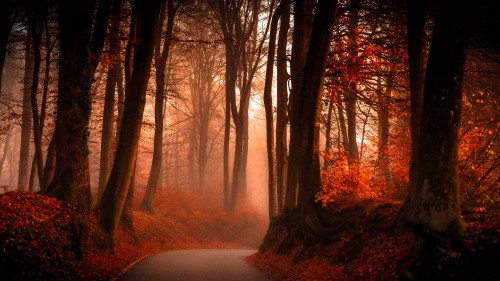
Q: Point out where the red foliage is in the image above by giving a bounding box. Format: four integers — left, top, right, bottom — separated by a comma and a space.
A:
0, 192, 78, 280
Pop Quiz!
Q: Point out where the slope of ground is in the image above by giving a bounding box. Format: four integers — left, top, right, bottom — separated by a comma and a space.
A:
0, 191, 268, 281
248, 203, 500, 281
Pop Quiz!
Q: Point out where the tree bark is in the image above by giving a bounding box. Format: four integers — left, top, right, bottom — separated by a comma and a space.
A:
18, 29, 33, 192
296, 0, 338, 243
405, 0, 427, 225
412, 0, 470, 273
285, 0, 314, 209
263, 0, 285, 219
142, 0, 177, 212
414, 0, 469, 236
98, 0, 162, 247
98, 0, 123, 200
0, 0, 14, 93
276, 0, 290, 214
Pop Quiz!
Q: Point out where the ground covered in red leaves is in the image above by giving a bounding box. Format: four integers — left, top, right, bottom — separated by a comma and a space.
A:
0, 191, 268, 281
247, 204, 500, 281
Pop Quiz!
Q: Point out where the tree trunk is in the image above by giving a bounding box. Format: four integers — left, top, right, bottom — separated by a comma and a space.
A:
26, 0, 46, 191
336, 93, 349, 153
285, 0, 314, 209
276, 0, 290, 213
98, 0, 123, 200
0, 127, 12, 180
323, 100, 334, 170
18, 29, 33, 192
405, 0, 427, 225
98, 0, 161, 247
0, 0, 14, 93
378, 74, 391, 180
411, 1, 470, 276
414, 0, 469, 240
263, 0, 285, 219
142, 0, 176, 212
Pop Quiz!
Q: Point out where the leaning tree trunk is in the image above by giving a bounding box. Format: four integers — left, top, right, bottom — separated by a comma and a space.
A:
141, 0, 176, 213
98, 0, 162, 247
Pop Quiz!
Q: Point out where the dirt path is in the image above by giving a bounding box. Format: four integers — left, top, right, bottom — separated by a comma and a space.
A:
116, 249, 272, 281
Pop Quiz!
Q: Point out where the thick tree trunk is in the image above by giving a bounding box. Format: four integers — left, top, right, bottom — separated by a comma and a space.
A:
411, 0, 470, 275
276, 0, 290, 213
285, 0, 314, 209
18, 30, 33, 192
414, 0, 469, 237
405, 0, 427, 225
296, 0, 338, 242
98, 0, 161, 247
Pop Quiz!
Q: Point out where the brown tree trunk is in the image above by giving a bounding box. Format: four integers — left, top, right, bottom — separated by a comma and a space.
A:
18, 29, 33, 192
0, 127, 11, 179
98, 0, 162, 247
98, 0, 123, 200
413, 0, 469, 246
276, 0, 290, 213
285, 0, 314, 209
141, 0, 177, 213
0, 0, 14, 93
336, 93, 349, 153
263, 0, 285, 219
392, 0, 428, 230
323, 100, 334, 170
26, 0, 46, 191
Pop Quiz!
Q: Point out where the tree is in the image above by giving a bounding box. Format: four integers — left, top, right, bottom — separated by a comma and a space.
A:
411, 0, 470, 272
284, 0, 315, 210
209, 0, 267, 213
275, 0, 290, 213
0, 0, 15, 94
98, 0, 162, 246
45, 0, 112, 258
17, 27, 33, 192
141, 0, 178, 213
262, 0, 339, 252
98, 0, 123, 200
263, 0, 286, 219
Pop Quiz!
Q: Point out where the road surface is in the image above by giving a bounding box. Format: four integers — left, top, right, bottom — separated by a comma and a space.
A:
116, 249, 272, 281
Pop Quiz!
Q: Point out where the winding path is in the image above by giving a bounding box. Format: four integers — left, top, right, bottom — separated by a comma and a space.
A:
116, 249, 272, 281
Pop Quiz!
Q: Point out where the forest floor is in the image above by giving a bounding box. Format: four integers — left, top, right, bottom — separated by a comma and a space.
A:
1, 191, 498, 280
247, 202, 500, 281
0, 190, 268, 281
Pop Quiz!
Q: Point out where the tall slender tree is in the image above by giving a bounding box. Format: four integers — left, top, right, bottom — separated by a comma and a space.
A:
98, 0, 162, 246
141, 0, 178, 213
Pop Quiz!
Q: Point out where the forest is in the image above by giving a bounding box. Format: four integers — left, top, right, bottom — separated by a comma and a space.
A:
0, 0, 498, 280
